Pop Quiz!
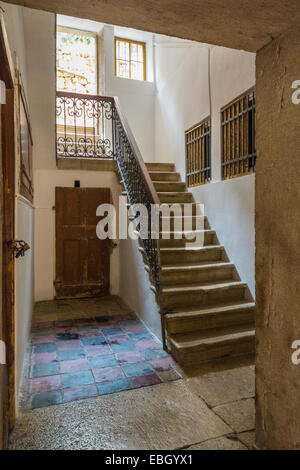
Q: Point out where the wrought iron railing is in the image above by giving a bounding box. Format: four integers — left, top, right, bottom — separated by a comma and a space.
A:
185, 117, 211, 187
56, 92, 164, 342
112, 97, 163, 313
221, 88, 256, 179
56, 91, 114, 159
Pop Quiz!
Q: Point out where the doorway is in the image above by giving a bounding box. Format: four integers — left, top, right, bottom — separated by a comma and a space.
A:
54, 187, 111, 299
0, 18, 16, 448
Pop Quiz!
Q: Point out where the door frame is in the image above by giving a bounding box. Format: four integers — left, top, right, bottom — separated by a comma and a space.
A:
0, 14, 16, 449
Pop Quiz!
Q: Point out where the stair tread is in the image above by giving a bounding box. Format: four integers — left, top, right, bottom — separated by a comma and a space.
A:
160, 245, 223, 252
152, 180, 185, 184
168, 324, 255, 348
163, 280, 246, 293
160, 229, 215, 235
165, 301, 255, 318
161, 261, 233, 272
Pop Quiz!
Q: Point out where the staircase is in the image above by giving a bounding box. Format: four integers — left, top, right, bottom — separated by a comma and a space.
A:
145, 162, 255, 367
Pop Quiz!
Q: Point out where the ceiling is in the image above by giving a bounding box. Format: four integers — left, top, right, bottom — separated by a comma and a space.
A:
3, 0, 300, 52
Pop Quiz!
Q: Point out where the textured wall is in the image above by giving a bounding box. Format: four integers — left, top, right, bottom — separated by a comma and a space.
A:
255, 22, 300, 449
3, 0, 300, 52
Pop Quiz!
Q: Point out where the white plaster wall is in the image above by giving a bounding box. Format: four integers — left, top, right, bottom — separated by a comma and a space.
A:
21, 9, 157, 302
119, 239, 161, 342
103, 25, 155, 163
34, 169, 121, 301
15, 197, 34, 400
154, 38, 256, 297
23, 8, 56, 171
0, 3, 35, 407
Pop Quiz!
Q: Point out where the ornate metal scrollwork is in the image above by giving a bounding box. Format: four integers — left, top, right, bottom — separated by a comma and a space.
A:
56, 92, 114, 159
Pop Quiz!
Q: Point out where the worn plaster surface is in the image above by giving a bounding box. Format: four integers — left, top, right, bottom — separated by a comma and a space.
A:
255, 21, 300, 450
3, 0, 300, 52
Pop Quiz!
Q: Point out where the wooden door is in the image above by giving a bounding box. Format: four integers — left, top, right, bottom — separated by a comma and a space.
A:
55, 187, 111, 299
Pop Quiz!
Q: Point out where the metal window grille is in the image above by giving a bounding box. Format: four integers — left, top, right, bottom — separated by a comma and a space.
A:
185, 118, 211, 187
221, 88, 256, 179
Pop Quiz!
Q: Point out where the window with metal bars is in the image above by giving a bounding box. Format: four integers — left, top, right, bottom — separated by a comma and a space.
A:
185, 118, 211, 187
221, 88, 256, 179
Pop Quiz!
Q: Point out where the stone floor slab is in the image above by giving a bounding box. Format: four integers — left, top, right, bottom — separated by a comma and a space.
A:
10, 380, 231, 450
186, 365, 255, 407
213, 398, 255, 433
237, 431, 255, 449
187, 436, 248, 450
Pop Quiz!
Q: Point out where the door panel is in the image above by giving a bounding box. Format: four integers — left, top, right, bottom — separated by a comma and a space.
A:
55, 187, 110, 299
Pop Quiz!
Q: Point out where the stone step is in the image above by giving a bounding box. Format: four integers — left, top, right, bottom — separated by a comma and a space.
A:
160, 245, 225, 265
158, 191, 194, 204
159, 230, 217, 248
162, 281, 247, 309
145, 162, 175, 172
149, 171, 181, 182
167, 324, 255, 365
153, 181, 186, 192
158, 202, 203, 216
165, 301, 255, 334
161, 261, 234, 286
160, 215, 210, 231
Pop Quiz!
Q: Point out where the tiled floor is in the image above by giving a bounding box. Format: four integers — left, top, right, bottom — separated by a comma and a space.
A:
25, 309, 180, 409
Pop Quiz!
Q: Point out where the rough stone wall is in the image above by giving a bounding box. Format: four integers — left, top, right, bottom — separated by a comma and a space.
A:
255, 22, 300, 449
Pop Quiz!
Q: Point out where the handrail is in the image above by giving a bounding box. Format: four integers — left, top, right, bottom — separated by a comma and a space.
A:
55, 91, 164, 324
111, 95, 163, 322
56, 90, 114, 103
113, 96, 160, 206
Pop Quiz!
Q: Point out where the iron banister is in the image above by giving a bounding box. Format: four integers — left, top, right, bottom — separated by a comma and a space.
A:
113, 96, 160, 206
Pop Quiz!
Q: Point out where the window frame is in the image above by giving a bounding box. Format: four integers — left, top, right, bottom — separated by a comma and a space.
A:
114, 37, 146, 81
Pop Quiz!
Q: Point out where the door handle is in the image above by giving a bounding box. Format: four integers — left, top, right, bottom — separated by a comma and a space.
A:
7, 240, 30, 258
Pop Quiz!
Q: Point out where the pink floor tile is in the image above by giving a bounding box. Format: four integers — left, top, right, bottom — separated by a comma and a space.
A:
33, 352, 58, 364
149, 357, 174, 372
32, 334, 56, 344
63, 384, 98, 403
59, 358, 90, 374
121, 324, 147, 333
135, 339, 160, 350
30, 375, 61, 394
129, 373, 161, 388
84, 345, 112, 357
77, 329, 103, 338
93, 365, 125, 383
116, 351, 144, 364
56, 340, 82, 350
55, 327, 78, 334
106, 334, 130, 345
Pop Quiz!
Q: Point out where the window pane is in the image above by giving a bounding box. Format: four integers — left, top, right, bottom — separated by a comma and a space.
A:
56, 30, 97, 95
130, 43, 138, 62
117, 40, 129, 61
138, 45, 144, 62
117, 59, 130, 79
